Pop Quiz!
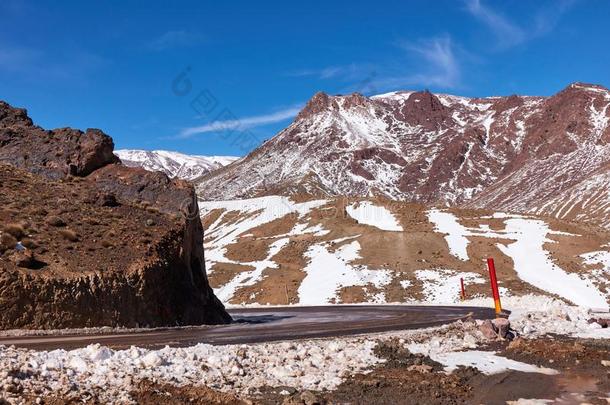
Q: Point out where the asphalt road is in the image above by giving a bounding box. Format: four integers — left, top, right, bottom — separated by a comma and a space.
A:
0, 305, 498, 350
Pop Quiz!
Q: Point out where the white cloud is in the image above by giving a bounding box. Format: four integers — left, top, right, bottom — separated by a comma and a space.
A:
464, 0, 577, 48
464, 0, 525, 48
147, 30, 205, 51
178, 106, 302, 139
370, 36, 461, 91
288, 64, 368, 80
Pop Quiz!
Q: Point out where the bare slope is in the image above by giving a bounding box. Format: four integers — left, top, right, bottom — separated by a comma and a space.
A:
199, 196, 610, 308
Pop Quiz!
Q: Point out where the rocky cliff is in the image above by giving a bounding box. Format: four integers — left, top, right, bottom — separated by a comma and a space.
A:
0, 101, 230, 329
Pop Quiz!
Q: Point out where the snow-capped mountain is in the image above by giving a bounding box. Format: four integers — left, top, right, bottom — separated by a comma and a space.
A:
196, 83, 610, 229
115, 149, 239, 181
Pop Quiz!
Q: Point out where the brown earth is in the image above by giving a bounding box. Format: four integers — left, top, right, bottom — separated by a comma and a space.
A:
0, 100, 230, 329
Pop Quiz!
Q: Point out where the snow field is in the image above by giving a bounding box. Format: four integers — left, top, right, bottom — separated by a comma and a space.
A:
298, 240, 392, 305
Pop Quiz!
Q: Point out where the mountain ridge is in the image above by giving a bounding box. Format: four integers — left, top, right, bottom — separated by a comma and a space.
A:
195, 82, 610, 229
115, 149, 239, 181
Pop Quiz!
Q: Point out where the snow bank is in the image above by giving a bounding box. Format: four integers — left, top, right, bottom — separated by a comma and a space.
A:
2, 294, 610, 403
346, 201, 403, 231
0, 338, 381, 403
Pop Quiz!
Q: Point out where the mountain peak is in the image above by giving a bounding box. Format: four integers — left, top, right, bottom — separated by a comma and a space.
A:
296, 91, 334, 120
0, 101, 34, 128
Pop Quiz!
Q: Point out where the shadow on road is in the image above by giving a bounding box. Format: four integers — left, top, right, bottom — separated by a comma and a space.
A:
231, 315, 294, 325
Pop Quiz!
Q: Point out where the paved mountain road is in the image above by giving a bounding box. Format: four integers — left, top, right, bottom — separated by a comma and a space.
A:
0, 305, 497, 350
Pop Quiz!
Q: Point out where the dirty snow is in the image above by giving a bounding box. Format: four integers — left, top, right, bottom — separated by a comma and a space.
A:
433, 350, 557, 375
346, 201, 403, 231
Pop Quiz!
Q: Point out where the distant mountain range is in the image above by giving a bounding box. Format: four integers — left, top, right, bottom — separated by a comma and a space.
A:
115, 149, 239, 181
194, 83, 610, 230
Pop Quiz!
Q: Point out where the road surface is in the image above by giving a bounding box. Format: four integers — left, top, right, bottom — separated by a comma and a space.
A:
0, 305, 497, 350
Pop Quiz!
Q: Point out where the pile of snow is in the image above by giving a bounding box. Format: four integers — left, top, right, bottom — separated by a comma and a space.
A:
0, 337, 380, 403
345, 201, 403, 231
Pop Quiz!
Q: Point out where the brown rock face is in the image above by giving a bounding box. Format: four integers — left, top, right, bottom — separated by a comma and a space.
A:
0, 102, 119, 179
0, 101, 230, 329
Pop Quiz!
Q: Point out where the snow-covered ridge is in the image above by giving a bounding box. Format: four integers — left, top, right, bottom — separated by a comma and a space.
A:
115, 149, 239, 181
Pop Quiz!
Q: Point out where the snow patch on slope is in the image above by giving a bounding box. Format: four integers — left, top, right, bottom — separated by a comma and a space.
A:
200, 196, 328, 302
426, 209, 608, 309
416, 269, 485, 304
427, 209, 470, 260
346, 201, 403, 231
299, 240, 392, 305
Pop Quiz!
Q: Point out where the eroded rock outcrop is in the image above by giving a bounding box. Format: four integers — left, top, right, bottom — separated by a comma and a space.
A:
0, 101, 230, 329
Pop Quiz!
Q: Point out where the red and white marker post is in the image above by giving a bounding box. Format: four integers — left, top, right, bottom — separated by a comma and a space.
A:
487, 258, 503, 315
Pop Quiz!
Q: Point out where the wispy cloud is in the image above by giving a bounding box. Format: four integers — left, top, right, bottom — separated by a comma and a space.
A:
287, 64, 368, 80
147, 30, 205, 51
369, 36, 462, 91
178, 106, 302, 139
464, 0, 577, 48
533, 0, 577, 36
464, 0, 525, 48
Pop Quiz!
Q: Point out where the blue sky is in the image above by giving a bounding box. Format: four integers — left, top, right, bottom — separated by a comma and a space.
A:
0, 0, 608, 157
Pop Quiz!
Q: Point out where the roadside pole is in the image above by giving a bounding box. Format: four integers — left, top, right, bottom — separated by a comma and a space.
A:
487, 258, 502, 315
460, 277, 466, 301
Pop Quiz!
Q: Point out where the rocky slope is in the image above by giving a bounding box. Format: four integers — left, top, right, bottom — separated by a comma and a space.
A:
200, 195, 610, 309
196, 83, 610, 230
115, 149, 239, 181
0, 101, 230, 329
